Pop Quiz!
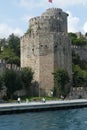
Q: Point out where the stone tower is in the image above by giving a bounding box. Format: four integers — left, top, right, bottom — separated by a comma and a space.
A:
20, 8, 72, 96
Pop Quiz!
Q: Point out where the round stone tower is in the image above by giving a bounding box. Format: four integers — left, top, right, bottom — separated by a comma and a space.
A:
20, 8, 72, 96
29, 8, 68, 34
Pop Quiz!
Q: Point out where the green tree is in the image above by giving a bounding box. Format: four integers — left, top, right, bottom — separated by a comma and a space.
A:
72, 50, 87, 71
72, 38, 87, 46
21, 67, 34, 95
0, 47, 20, 66
68, 32, 77, 40
3, 69, 22, 99
7, 33, 20, 57
72, 51, 80, 65
72, 65, 87, 87
53, 68, 70, 98
69, 32, 87, 46
0, 75, 3, 91
0, 34, 20, 66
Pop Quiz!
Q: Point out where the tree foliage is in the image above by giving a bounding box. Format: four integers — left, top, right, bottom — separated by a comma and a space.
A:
2, 69, 22, 99
7, 33, 20, 56
69, 32, 87, 46
72, 49, 87, 88
20, 67, 34, 95
0, 75, 3, 91
72, 38, 87, 46
72, 65, 87, 87
0, 47, 20, 66
68, 32, 77, 40
72, 51, 80, 65
72, 51, 87, 71
53, 68, 70, 98
0, 34, 20, 66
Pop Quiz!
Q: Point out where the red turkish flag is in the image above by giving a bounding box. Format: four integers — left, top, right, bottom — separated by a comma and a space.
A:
48, 0, 52, 3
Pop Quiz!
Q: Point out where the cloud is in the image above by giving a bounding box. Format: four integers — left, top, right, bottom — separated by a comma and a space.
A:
83, 22, 87, 33
18, 0, 87, 9
67, 11, 80, 32
54, 0, 87, 8
0, 23, 23, 38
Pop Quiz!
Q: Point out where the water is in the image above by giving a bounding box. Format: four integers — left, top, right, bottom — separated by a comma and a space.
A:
0, 108, 87, 130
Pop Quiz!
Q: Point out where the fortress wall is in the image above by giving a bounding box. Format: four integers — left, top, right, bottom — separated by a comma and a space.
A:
39, 33, 54, 96
20, 34, 40, 81
20, 33, 30, 67
39, 53, 54, 96
53, 34, 72, 78
20, 8, 72, 96
72, 46, 87, 61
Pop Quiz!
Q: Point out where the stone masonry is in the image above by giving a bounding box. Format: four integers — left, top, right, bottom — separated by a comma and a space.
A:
20, 8, 72, 96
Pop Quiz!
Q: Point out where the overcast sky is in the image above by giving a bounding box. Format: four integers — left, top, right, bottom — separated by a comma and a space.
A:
0, 0, 87, 38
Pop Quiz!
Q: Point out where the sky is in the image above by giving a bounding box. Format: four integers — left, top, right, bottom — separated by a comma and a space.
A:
0, 0, 87, 38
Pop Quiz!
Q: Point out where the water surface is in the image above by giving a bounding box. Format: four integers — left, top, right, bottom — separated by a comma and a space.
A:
0, 108, 87, 130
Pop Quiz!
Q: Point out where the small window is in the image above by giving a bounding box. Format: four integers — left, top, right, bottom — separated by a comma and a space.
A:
32, 48, 34, 51
45, 45, 47, 48
54, 45, 57, 48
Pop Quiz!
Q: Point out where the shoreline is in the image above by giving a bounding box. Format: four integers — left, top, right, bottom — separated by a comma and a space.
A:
0, 99, 87, 114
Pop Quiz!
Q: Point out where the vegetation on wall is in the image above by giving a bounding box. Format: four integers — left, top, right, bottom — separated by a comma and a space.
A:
72, 53, 87, 88
53, 68, 70, 98
0, 76, 3, 90
72, 65, 87, 87
71, 32, 87, 88
69, 32, 87, 46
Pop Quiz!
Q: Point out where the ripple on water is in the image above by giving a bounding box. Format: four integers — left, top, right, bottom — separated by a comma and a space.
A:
0, 108, 87, 130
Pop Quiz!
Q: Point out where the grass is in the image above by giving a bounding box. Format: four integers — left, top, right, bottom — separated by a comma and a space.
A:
7, 96, 59, 103
23, 97, 59, 102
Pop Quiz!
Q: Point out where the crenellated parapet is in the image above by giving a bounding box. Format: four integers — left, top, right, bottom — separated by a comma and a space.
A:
20, 33, 30, 43
29, 8, 68, 34
42, 8, 68, 17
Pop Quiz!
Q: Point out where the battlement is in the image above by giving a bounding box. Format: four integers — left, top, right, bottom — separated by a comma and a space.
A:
20, 33, 32, 43
42, 8, 68, 17
29, 15, 64, 23
29, 8, 68, 22
30, 16, 40, 23
42, 8, 62, 16
47, 8, 62, 11
29, 8, 68, 33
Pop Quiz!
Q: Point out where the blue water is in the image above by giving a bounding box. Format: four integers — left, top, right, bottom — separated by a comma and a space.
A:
0, 108, 87, 130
